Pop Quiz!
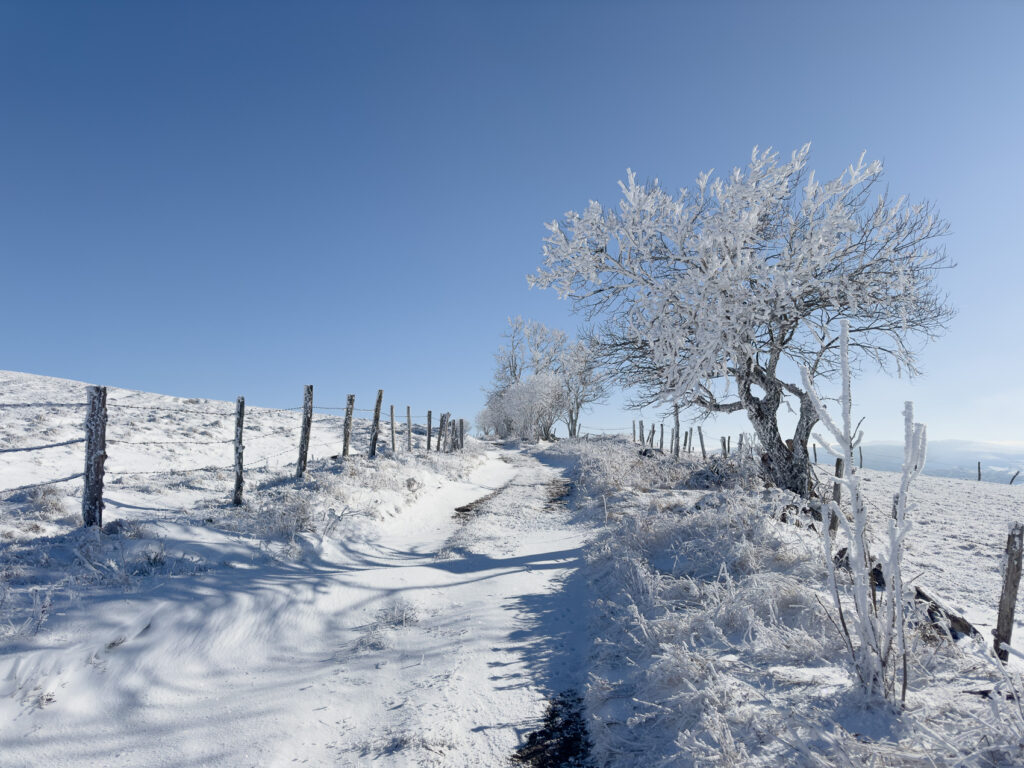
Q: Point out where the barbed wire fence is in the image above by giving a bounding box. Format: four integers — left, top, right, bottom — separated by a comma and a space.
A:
1, 385, 468, 528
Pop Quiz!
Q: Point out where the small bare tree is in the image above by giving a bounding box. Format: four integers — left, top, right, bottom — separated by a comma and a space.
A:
805, 320, 926, 703
531, 145, 953, 495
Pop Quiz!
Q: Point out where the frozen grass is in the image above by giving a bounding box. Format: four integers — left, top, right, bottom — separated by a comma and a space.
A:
544, 436, 1024, 766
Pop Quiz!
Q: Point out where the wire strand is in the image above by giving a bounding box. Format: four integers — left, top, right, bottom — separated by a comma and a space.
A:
0, 473, 85, 495
0, 438, 87, 454
0, 401, 87, 409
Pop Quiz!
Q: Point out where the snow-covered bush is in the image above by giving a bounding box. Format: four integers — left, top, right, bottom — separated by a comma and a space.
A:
543, 435, 762, 498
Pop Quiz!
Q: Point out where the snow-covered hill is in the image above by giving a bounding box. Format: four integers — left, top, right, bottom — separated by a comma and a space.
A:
3, 370, 1024, 766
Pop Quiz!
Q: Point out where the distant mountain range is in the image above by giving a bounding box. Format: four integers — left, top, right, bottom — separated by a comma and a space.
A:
826, 440, 1024, 484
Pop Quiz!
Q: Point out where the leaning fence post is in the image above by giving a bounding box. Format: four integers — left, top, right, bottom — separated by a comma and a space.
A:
813, 443, 818, 463
343, 395, 355, 457
1011, 471, 1020, 486
648, 423, 655, 447
233, 396, 245, 506
390, 404, 396, 453
296, 385, 313, 477
407, 406, 413, 451
82, 385, 107, 527
438, 413, 448, 452
697, 426, 706, 460
427, 410, 432, 451
995, 524, 1024, 662
369, 389, 383, 457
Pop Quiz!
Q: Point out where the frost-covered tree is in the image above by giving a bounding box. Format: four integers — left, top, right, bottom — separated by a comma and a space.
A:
491, 316, 528, 393
560, 338, 608, 437
477, 372, 565, 441
531, 145, 953, 494
482, 318, 606, 440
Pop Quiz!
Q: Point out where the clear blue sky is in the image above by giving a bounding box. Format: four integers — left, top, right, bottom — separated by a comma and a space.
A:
2, 1, 1021, 442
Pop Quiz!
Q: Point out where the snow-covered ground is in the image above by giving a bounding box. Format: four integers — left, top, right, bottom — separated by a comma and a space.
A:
0, 372, 593, 766
3, 370, 1024, 766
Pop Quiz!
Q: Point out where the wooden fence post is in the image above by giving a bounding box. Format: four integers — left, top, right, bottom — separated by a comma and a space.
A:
697, 426, 706, 460
859, 445, 863, 469
427, 411, 432, 451
659, 424, 664, 451
437, 413, 447, 452
82, 385, 107, 527
673, 405, 680, 459
459, 419, 465, 450
390, 404, 396, 453
833, 457, 844, 504
683, 429, 689, 452
296, 385, 313, 477
995, 524, 1024, 662
813, 443, 817, 463
638, 420, 644, 449
727, 435, 731, 455
407, 406, 413, 451
979, 461, 982, 481
343, 395, 355, 457
688, 427, 694, 454
719, 436, 726, 458
1011, 471, 1020, 486
369, 389, 383, 457
233, 396, 244, 506
633, 421, 636, 443
648, 423, 655, 447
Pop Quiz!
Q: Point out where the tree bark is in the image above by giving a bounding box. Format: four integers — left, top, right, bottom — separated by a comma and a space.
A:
742, 385, 815, 496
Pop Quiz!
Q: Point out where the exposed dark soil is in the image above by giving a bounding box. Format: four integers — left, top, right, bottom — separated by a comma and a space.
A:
453, 482, 511, 522
512, 691, 592, 767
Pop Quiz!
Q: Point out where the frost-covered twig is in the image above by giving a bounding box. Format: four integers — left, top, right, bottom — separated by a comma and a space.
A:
801, 319, 924, 703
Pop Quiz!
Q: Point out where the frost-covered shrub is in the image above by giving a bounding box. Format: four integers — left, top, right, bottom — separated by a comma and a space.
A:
543, 436, 762, 498
249, 489, 317, 543
583, 490, 837, 766
29, 487, 66, 520
804, 320, 923, 703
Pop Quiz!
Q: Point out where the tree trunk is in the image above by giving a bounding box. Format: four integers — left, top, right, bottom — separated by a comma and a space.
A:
743, 392, 816, 496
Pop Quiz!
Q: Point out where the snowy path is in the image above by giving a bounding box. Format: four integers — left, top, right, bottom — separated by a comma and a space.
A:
0, 448, 591, 767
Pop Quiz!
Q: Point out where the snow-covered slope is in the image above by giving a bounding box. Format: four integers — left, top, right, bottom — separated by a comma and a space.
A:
0, 371, 593, 766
